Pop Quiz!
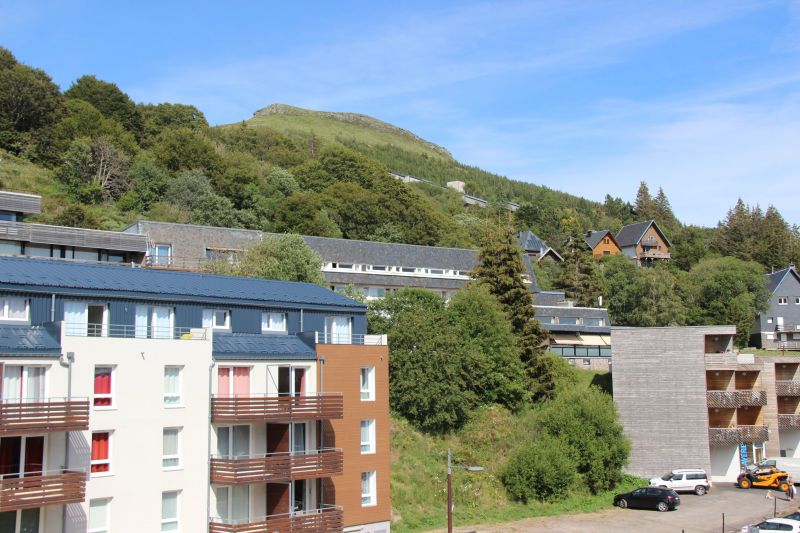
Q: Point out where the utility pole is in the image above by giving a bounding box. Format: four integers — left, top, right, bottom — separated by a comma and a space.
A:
447, 448, 453, 533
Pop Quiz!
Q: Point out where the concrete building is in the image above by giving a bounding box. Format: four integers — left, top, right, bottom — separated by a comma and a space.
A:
0, 256, 390, 533
613, 325, 800, 483
752, 266, 800, 350
0, 191, 147, 263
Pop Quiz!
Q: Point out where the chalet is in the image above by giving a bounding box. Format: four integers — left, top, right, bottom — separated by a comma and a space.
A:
584, 230, 621, 259
517, 230, 563, 262
752, 266, 800, 349
615, 220, 671, 265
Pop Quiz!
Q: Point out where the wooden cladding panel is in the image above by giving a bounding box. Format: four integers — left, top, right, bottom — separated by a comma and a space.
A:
209, 507, 343, 533
211, 396, 343, 423
0, 400, 90, 437
0, 471, 86, 512
210, 450, 343, 484
706, 370, 734, 391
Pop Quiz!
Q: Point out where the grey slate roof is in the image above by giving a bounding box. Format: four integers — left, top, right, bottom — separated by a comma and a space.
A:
213, 333, 316, 360
517, 231, 548, 252
323, 271, 467, 291
0, 325, 61, 355
766, 267, 800, 293
585, 230, 611, 249
534, 291, 566, 306
0, 256, 365, 311
615, 220, 671, 248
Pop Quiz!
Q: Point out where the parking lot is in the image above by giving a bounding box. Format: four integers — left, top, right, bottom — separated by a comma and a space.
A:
438, 484, 800, 533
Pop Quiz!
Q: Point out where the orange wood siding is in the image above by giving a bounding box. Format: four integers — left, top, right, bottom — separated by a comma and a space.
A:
317, 344, 390, 529
706, 370, 734, 391
591, 238, 621, 259
635, 225, 670, 258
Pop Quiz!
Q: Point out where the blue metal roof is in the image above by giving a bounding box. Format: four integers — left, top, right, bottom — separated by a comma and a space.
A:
0, 325, 61, 355
213, 333, 316, 360
0, 256, 365, 312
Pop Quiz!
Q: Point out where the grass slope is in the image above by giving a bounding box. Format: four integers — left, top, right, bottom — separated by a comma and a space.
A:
390, 369, 636, 533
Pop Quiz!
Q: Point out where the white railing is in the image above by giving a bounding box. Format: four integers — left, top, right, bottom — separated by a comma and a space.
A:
314, 332, 387, 345
64, 323, 209, 340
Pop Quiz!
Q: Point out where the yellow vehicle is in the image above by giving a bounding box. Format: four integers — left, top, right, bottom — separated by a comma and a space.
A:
737, 466, 791, 491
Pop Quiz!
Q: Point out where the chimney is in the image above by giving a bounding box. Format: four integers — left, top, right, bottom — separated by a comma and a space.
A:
598, 295, 603, 307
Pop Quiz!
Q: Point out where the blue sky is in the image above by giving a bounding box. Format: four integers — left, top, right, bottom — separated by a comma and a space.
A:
3, 0, 800, 226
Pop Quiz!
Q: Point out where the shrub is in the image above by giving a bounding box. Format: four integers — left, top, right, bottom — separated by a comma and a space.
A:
502, 434, 576, 502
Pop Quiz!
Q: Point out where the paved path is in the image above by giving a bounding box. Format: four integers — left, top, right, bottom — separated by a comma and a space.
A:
427, 484, 799, 533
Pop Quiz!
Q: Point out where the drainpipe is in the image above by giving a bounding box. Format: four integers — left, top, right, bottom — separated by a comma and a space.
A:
206, 355, 216, 533
50, 294, 56, 322
60, 351, 74, 533
318, 355, 325, 509
300, 309, 304, 332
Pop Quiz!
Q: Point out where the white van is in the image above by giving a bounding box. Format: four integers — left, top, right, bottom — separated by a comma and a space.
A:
649, 469, 711, 495
750, 458, 800, 483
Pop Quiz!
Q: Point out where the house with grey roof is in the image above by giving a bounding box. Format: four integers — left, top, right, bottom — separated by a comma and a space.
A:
584, 230, 622, 259
752, 266, 800, 349
517, 230, 563, 262
615, 220, 671, 266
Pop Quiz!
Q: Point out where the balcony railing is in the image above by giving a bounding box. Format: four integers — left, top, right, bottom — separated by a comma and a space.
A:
707, 391, 738, 409
777, 325, 800, 333
211, 393, 344, 423
144, 255, 211, 271
777, 381, 800, 396
740, 425, 769, 443
779, 414, 800, 429
709, 427, 741, 445
314, 332, 388, 345
210, 449, 343, 484
738, 390, 768, 407
640, 249, 671, 259
64, 323, 209, 340
0, 469, 86, 512
0, 398, 89, 436
209, 505, 343, 533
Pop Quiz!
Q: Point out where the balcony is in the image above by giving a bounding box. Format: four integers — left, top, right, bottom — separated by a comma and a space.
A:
209, 505, 343, 533
0, 398, 89, 437
777, 325, 800, 333
211, 393, 344, 424
64, 323, 209, 340
0, 470, 86, 512
738, 390, 768, 407
707, 391, 738, 409
640, 249, 671, 259
709, 427, 741, 445
315, 332, 388, 346
740, 425, 769, 443
779, 414, 800, 429
210, 449, 343, 484
777, 381, 800, 396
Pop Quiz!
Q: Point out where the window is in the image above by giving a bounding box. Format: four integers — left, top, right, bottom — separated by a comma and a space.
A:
796, 298, 800, 305
429, 269, 444, 275
261, 312, 287, 333
88, 498, 111, 533
337, 263, 354, 270
779, 297, 789, 305
364, 287, 385, 299
215, 485, 249, 522
135, 305, 173, 339
1, 297, 27, 321
370, 265, 387, 271
164, 366, 182, 406
325, 316, 351, 344
149, 244, 172, 266
0, 239, 22, 256
361, 471, 376, 506
163, 428, 181, 469
2, 365, 45, 402
360, 367, 375, 401
584, 317, 605, 327
203, 309, 230, 330
400, 267, 415, 273
217, 425, 250, 458
768, 317, 774, 324
217, 367, 250, 397
361, 419, 376, 454
161, 491, 179, 531
91, 432, 111, 474
93, 366, 113, 408
559, 317, 579, 325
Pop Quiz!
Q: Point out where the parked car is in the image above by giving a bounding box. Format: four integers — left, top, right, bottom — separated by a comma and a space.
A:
741, 518, 800, 532
783, 512, 800, 522
649, 468, 711, 495
613, 487, 680, 511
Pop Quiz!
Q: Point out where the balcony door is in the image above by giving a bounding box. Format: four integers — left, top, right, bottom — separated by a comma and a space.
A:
291, 423, 307, 455
215, 485, 249, 523
217, 425, 250, 459
277, 367, 305, 397
291, 479, 307, 513
0, 436, 44, 478
64, 301, 107, 337
218, 367, 250, 397
0, 509, 40, 533
2, 366, 45, 403
324, 316, 351, 344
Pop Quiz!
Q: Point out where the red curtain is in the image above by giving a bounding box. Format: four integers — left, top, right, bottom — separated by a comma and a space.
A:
94, 368, 112, 407
91, 433, 109, 473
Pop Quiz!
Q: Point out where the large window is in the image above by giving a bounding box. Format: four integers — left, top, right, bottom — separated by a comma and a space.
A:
215, 486, 249, 523
0, 297, 27, 322
584, 317, 605, 327
149, 244, 172, 266
135, 305, 173, 339
360, 367, 375, 401
91, 432, 111, 474
2, 365, 45, 402
203, 309, 230, 330
93, 366, 113, 408
360, 419, 376, 454
218, 367, 250, 397
162, 428, 181, 469
361, 471, 376, 506
0, 509, 41, 533
161, 491, 179, 531
64, 301, 107, 336
164, 366, 182, 406
88, 498, 111, 533
261, 312, 287, 333
217, 425, 250, 458
324, 316, 351, 344
779, 297, 789, 305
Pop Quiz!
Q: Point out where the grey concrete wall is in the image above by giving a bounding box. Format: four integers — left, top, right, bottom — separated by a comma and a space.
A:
612, 326, 727, 477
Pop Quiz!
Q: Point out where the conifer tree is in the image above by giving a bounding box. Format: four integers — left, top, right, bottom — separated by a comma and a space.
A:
556, 230, 604, 307
634, 181, 656, 220
653, 187, 679, 233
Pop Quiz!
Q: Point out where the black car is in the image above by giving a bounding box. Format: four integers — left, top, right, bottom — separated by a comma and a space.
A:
614, 486, 680, 512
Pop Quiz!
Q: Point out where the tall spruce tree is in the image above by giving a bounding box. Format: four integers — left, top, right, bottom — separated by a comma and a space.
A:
634, 181, 656, 220
555, 230, 604, 307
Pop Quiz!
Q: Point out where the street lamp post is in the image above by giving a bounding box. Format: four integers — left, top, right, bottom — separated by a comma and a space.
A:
447, 448, 484, 533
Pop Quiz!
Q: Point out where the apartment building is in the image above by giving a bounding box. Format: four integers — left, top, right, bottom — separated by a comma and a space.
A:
0, 191, 147, 263
752, 266, 800, 350
613, 325, 800, 483
0, 256, 389, 533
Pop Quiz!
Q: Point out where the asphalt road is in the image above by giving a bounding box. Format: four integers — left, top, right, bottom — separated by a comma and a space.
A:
431, 483, 800, 533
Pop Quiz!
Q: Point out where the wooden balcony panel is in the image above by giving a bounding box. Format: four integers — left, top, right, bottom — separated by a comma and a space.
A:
779, 414, 800, 430
210, 449, 343, 484
209, 506, 343, 533
738, 390, 767, 407
0, 471, 86, 512
0, 399, 90, 437
707, 391, 738, 409
211, 395, 343, 423
777, 381, 800, 396
740, 425, 769, 443
709, 427, 741, 446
